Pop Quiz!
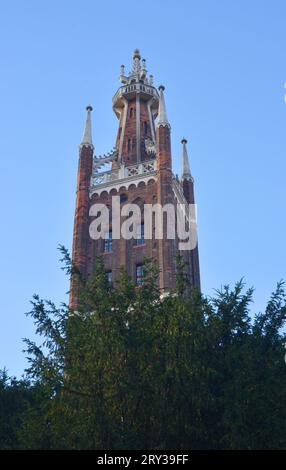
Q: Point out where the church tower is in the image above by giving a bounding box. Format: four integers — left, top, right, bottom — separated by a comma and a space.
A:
70, 50, 200, 308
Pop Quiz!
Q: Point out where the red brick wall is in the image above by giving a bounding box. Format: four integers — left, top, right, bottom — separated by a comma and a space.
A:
88, 179, 158, 283
70, 144, 93, 308
115, 99, 155, 165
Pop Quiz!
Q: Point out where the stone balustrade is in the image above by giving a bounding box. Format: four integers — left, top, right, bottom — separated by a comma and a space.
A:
91, 160, 157, 188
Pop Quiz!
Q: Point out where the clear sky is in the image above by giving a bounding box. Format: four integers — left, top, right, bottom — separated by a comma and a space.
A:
0, 0, 285, 377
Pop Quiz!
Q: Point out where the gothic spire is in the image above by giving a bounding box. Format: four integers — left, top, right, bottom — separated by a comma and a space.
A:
156, 85, 170, 128
80, 105, 93, 148
181, 138, 192, 180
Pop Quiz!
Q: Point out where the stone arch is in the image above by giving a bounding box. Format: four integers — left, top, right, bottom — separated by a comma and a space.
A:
110, 188, 118, 196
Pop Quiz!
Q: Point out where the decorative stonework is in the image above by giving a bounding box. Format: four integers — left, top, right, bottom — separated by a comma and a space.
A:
113, 83, 159, 108
90, 159, 157, 196
90, 174, 157, 197
145, 138, 156, 156
93, 147, 118, 170
118, 48, 158, 89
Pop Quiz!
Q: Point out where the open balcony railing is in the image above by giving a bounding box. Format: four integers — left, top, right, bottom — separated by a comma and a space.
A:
112, 83, 159, 105
91, 160, 157, 187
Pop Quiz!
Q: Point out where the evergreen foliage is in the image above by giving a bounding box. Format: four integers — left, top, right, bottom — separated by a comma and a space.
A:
1, 247, 285, 449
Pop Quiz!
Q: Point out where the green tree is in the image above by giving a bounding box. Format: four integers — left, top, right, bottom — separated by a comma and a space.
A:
2, 248, 286, 449
0, 369, 33, 449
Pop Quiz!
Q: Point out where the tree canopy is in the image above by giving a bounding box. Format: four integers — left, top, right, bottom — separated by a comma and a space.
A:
1, 248, 286, 449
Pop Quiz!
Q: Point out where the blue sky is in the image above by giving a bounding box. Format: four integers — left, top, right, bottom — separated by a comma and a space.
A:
0, 0, 285, 377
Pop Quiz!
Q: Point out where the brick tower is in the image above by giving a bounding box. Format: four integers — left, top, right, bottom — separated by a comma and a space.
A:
70, 50, 200, 308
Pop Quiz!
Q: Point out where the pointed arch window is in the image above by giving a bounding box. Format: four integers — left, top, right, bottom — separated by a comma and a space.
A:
127, 138, 132, 152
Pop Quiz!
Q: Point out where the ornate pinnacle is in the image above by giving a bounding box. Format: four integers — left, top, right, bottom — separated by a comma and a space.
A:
133, 48, 141, 60
80, 105, 93, 148
181, 138, 192, 180
156, 85, 170, 128
117, 50, 156, 88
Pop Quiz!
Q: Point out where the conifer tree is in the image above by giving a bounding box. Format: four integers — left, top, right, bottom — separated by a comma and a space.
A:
1, 248, 286, 450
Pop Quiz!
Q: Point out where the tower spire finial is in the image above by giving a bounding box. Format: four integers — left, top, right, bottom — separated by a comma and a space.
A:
80, 105, 93, 148
156, 85, 170, 128
181, 138, 192, 180
133, 48, 141, 60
